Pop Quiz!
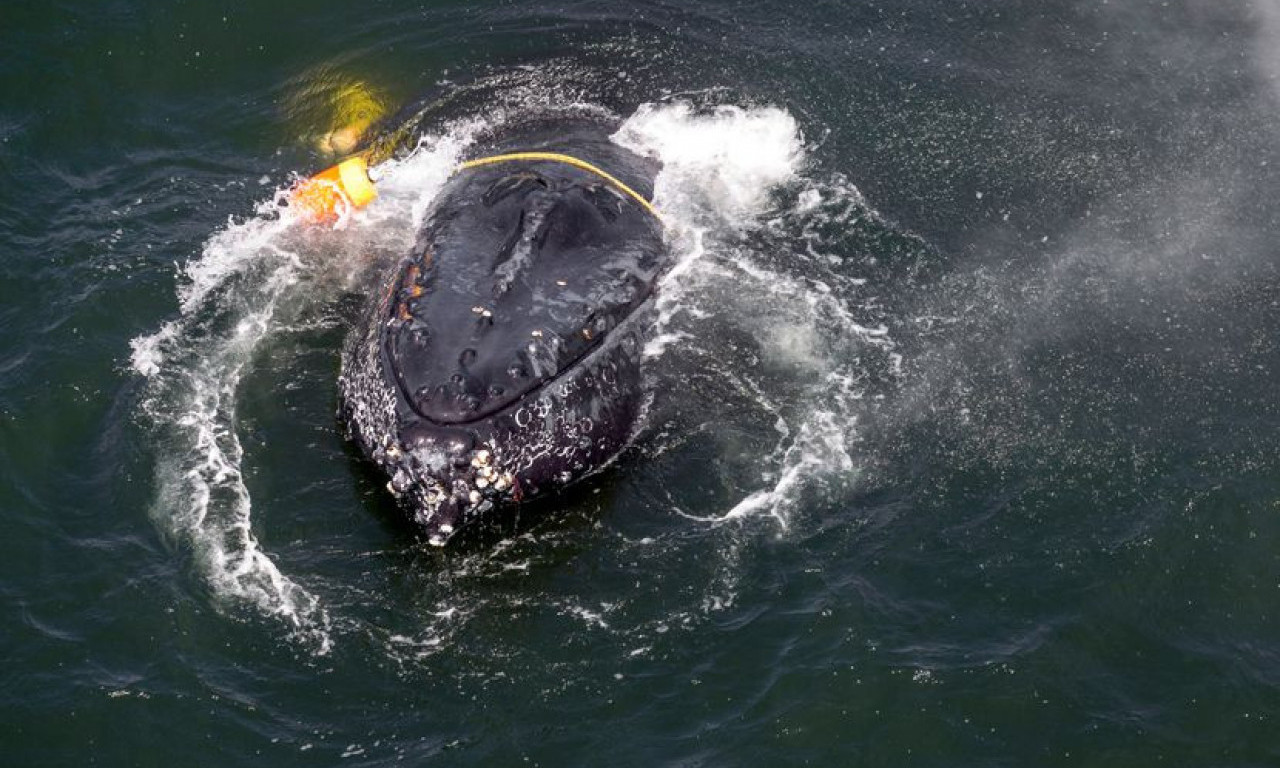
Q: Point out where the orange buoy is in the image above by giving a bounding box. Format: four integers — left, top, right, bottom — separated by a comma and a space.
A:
289, 155, 377, 224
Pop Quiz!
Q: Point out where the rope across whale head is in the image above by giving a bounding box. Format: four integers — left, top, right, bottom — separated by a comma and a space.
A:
289, 150, 663, 225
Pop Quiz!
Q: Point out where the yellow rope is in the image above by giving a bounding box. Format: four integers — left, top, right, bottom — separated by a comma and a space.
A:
457, 152, 662, 221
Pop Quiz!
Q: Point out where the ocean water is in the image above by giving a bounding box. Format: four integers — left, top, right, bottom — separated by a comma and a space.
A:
3, 1, 1280, 765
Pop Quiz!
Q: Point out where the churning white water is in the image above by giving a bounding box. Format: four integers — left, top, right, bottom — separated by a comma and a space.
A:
129, 96, 896, 651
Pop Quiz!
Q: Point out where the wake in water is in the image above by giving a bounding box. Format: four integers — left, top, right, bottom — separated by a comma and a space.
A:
616, 103, 900, 527
129, 125, 483, 651
129, 78, 906, 654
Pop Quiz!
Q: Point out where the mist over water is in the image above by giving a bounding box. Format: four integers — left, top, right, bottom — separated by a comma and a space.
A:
5, 1, 1280, 765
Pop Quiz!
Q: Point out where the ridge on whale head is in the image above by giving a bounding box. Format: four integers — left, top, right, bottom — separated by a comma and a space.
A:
339, 114, 669, 545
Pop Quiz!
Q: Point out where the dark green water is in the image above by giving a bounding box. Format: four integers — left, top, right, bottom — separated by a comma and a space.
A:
4, 1, 1280, 765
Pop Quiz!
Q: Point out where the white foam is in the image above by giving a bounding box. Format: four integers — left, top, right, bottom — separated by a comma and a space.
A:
132, 119, 486, 652
614, 103, 804, 223
613, 102, 890, 530
129, 320, 176, 378
132, 96, 892, 651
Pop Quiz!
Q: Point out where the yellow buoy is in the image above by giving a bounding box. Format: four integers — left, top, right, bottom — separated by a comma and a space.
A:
289, 155, 377, 224
318, 81, 389, 155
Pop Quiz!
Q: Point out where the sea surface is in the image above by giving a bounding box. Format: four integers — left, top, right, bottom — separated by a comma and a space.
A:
4, 1, 1280, 765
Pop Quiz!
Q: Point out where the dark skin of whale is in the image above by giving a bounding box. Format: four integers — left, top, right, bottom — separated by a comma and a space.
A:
339, 117, 667, 545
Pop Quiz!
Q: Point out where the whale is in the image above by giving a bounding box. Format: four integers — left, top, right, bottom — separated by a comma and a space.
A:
338, 116, 668, 545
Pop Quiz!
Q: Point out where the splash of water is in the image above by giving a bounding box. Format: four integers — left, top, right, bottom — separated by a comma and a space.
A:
615, 102, 805, 224
131, 93, 899, 654
616, 103, 896, 528
130, 123, 482, 651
